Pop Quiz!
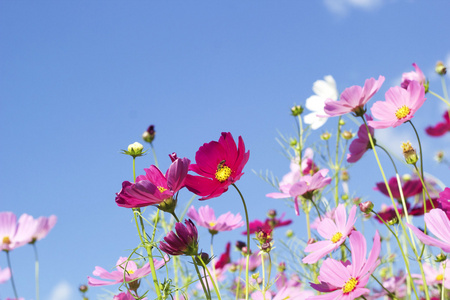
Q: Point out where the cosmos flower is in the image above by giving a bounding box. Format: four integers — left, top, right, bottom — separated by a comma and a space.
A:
115, 154, 190, 208
375, 199, 438, 223
88, 256, 166, 286
251, 286, 314, 300
187, 205, 244, 235
401, 63, 427, 90
215, 242, 231, 270
0, 266, 10, 284
413, 260, 450, 289
368, 80, 426, 129
374, 176, 423, 200
347, 115, 375, 163
323, 76, 385, 117
242, 213, 292, 235
29, 215, 57, 244
159, 219, 199, 256
407, 208, 450, 253
426, 111, 450, 137
309, 231, 381, 299
302, 204, 357, 264
185, 132, 250, 200
437, 187, 450, 219
0, 212, 39, 251
114, 292, 147, 300
304, 75, 339, 130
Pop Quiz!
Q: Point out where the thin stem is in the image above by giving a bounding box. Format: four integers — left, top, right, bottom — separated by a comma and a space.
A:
198, 257, 222, 300
429, 90, 450, 106
232, 184, 250, 300
203, 267, 212, 296
413, 164, 435, 209
441, 77, 449, 101
6, 251, 19, 299
32, 243, 40, 300
210, 234, 219, 298
442, 261, 447, 300
151, 144, 159, 168
235, 263, 243, 300
261, 253, 266, 300
305, 202, 311, 240
266, 253, 272, 288
191, 256, 210, 300
334, 117, 342, 206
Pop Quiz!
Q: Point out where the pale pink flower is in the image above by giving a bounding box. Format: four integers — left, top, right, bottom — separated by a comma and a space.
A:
323, 76, 385, 117
88, 256, 166, 286
0, 212, 36, 251
347, 115, 374, 163
187, 205, 244, 234
401, 63, 427, 90
0, 266, 11, 284
413, 260, 450, 289
371, 272, 407, 299
29, 215, 57, 243
310, 208, 336, 230
407, 208, 450, 253
113, 291, 147, 300
368, 80, 426, 129
303, 204, 357, 264
237, 251, 265, 272
309, 231, 381, 299
251, 286, 314, 300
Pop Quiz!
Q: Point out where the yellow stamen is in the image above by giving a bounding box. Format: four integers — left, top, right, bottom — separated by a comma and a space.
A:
209, 222, 216, 227
331, 232, 343, 243
157, 186, 167, 193
215, 165, 232, 182
127, 269, 135, 275
2, 236, 11, 244
342, 277, 358, 293
395, 105, 410, 119
436, 274, 444, 281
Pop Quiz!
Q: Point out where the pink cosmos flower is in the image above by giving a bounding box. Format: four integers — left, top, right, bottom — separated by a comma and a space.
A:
310, 208, 336, 230
375, 199, 438, 223
323, 76, 385, 117
159, 219, 199, 256
437, 187, 450, 219
278, 149, 318, 188
371, 272, 407, 299
29, 215, 57, 243
0, 212, 37, 251
347, 115, 374, 163
187, 205, 244, 234
368, 80, 426, 129
413, 260, 450, 289
88, 256, 166, 286
407, 208, 450, 253
243, 213, 292, 235
302, 204, 357, 264
115, 154, 190, 208
185, 132, 250, 200
309, 230, 381, 299
374, 176, 422, 200
114, 291, 147, 300
401, 63, 427, 90
251, 286, 314, 300
426, 111, 450, 137
0, 266, 11, 284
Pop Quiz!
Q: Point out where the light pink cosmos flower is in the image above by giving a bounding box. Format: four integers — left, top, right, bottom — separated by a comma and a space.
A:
29, 215, 57, 244
407, 208, 450, 253
236, 251, 265, 272
0, 266, 11, 284
412, 260, 450, 289
0, 212, 37, 251
113, 291, 147, 300
371, 272, 407, 299
323, 76, 385, 117
309, 230, 381, 299
88, 256, 166, 286
115, 154, 190, 208
303, 204, 357, 264
401, 63, 427, 90
251, 286, 314, 300
187, 205, 244, 234
347, 115, 375, 163
368, 80, 426, 129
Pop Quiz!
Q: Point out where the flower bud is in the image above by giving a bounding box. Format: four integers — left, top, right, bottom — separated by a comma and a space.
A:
122, 142, 146, 158
352, 197, 361, 205
289, 138, 298, 147
320, 132, 331, 140
261, 242, 272, 253
341, 130, 353, 140
436, 253, 447, 262
435, 151, 444, 163
267, 209, 277, 218
402, 174, 411, 182
142, 125, 156, 143
228, 264, 237, 272
241, 246, 251, 255
252, 272, 260, 280
436, 61, 447, 76
277, 262, 286, 272
359, 201, 374, 213
307, 238, 316, 245
235, 241, 246, 251
291, 105, 303, 116
339, 119, 346, 126
341, 194, 349, 201
79, 285, 88, 293
401, 141, 418, 165
256, 277, 263, 285
341, 170, 349, 181
387, 217, 398, 226
195, 252, 211, 266
285, 229, 294, 238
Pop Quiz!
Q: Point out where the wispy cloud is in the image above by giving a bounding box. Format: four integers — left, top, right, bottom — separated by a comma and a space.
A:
50, 281, 74, 300
324, 0, 384, 16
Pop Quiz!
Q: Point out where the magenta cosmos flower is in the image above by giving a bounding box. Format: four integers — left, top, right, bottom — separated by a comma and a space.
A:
323, 76, 385, 117
114, 291, 147, 300
437, 187, 450, 219
426, 111, 450, 137
407, 208, 450, 253
215, 242, 231, 270
187, 205, 244, 234
347, 115, 375, 163
374, 176, 422, 200
303, 204, 357, 264
401, 63, 427, 90
115, 154, 190, 208
309, 230, 381, 300
88, 256, 166, 286
185, 132, 250, 200
159, 219, 199, 256
368, 80, 426, 129
242, 213, 292, 235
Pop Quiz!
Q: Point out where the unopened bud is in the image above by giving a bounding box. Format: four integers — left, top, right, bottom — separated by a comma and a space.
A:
436, 61, 447, 76
285, 229, 294, 238
195, 252, 211, 266
122, 142, 146, 158
341, 170, 350, 181
320, 132, 331, 140
261, 242, 272, 253
267, 209, 277, 218
252, 272, 260, 280
79, 285, 88, 293
435, 151, 445, 163
341, 194, 349, 201
352, 197, 361, 205
277, 262, 286, 272
289, 138, 297, 147
339, 119, 346, 126
307, 238, 316, 245
436, 253, 447, 262
241, 246, 251, 255
387, 217, 398, 226
291, 105, 303, 116
228, 264, 237, 272
401, 142, 418, 165
359, 201, 374, 213
142, 125, 156, 143
341, 130, 353, 140
236, 241, 246, 251
402, 174, 411, 182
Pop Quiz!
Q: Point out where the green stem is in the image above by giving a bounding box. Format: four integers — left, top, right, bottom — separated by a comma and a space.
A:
266, 253, 272, 288
232, 184, 250, 300
235, 263, 243, 300
151, 143, 159, 168
305, 202, 311, 240
334, 117, 342, 206
442, 261, 447, 300
429, 90, 450, 106
441, 76, 449, 101
6, 251, 19, 299
32, 243, 40, 300
198, 254, 222, 300
261, 253, 266, 300
192, 256, 210, 300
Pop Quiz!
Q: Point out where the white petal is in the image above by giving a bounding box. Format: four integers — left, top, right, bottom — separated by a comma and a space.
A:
305, 95, 325, 112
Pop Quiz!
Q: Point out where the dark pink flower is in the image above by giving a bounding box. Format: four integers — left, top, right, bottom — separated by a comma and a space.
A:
347, 115, 374, 163
426, 111, 450, 137
374, 176, 422, 199
114, 292, 147, 300
215, 242, 231, 270
437, 187, 450, 219
185, 132, 250, 200
401, 63, 427, 90
159, 219, 199, 256
368, 81, 426, 129
242, 213, 292, 235
323, 76, 385, 117
115, 155, 190, 208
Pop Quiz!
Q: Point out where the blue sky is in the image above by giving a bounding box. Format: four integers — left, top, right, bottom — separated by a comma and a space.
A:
1, 1, 450, 299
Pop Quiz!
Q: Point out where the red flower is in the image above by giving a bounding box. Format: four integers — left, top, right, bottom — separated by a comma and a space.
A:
185, 132, 250, 200
426, 111, 450, 137
242, 213, 292, 235
215, 242, 231, 270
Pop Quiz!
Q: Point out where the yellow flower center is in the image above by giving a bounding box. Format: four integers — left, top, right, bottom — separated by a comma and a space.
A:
395, 105, 410, 119
342, 277, 358, 294
331, 232, 343, 243
127, 269, 135, 274
436, 274, 444, 281
209, 221, 216, 227
215, 165, 232, 182
157, 186, 167, 193
2, 236, 11, 244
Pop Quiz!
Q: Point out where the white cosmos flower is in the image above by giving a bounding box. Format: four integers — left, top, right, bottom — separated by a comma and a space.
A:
304, 75, 338, 130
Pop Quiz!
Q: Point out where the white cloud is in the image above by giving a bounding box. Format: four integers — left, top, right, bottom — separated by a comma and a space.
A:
324, 0, 384, 16
49, 281, 74, 300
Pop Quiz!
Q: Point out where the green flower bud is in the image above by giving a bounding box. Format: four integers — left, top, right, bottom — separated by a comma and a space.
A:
285, 229, 294, 238
401, 142, 418, 165
122, 142, 146, 158
341, 130, 353, 140
436, 61, 447, 76
436, 253, 447, 262
291, 105, 303, 116
320, 132, 332, 140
